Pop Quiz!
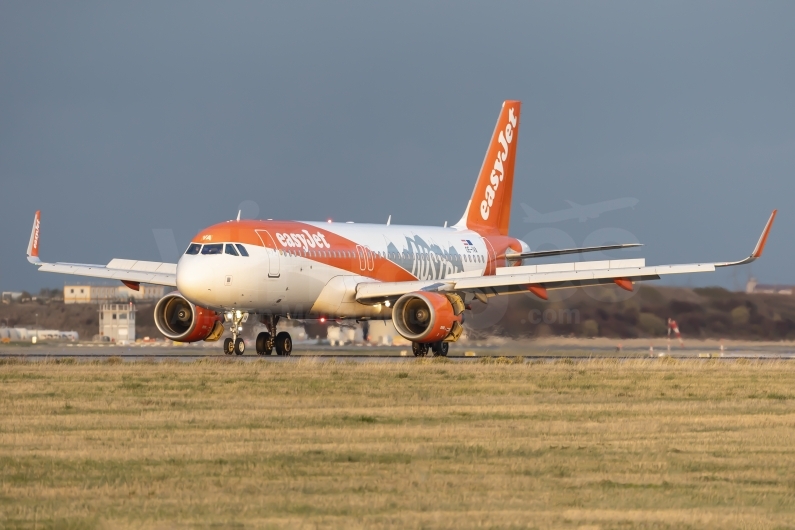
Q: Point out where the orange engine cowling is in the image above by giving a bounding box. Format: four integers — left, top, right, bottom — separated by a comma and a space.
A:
154, 292, 223, 342
392, 292, 463, 344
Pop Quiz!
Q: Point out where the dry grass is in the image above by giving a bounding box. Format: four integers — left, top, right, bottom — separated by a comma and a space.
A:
1, 358, 795, 529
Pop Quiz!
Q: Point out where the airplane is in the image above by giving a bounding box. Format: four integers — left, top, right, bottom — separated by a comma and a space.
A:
25, 101, 777, 357
521, 198, 639, 223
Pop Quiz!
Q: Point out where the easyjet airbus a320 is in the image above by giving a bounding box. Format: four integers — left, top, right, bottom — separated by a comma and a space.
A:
26, 101, 777, 356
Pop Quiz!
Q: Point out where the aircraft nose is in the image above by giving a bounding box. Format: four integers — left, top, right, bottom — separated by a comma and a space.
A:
176, 256, 217, 306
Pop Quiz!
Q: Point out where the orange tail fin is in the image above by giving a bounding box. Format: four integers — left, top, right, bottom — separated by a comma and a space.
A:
455, 101, 521, 236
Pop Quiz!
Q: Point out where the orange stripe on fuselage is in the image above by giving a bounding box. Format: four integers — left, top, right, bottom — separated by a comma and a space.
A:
192, 220, 418, 282
192, 220, 268, 246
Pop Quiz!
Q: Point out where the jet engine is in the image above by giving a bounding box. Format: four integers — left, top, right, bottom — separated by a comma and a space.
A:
154, 292, 223, 342
392, 292, 464, 343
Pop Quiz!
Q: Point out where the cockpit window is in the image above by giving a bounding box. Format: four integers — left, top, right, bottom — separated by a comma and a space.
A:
201, 243, 223, 255
185, 243, 202, 255
225, 244, 239, 256
235, 244, 249, 257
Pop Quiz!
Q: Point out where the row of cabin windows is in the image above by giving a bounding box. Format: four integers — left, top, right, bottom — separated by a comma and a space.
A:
185, 243, 249, 256
279, 249, 485, 263
186, 243, 487, 264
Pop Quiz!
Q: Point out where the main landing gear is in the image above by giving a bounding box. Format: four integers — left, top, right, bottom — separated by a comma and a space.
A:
255, 316, 292, 356
223, 310, 248, 355
412, 341, 448, 357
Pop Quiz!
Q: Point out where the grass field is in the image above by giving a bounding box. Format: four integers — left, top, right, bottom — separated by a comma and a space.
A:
1, 358, 795, 529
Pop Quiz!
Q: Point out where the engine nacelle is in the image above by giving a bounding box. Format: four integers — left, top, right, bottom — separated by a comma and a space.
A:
392, 292, 463, 343
154, 292, 223, 342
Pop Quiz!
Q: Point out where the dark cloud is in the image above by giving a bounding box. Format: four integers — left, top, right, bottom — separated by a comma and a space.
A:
1, 1, 793, 292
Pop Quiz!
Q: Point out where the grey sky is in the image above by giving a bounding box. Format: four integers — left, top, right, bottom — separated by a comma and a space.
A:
2, 2, 793, 293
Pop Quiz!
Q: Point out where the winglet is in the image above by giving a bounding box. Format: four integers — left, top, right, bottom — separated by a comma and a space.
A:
752, 209, 777, 258
26, 211, 42, 265
715, 209, 777, 268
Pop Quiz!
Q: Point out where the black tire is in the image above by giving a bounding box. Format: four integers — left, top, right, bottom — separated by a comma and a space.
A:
432, 341, 449, 357
256, 332, 272, 355
234, 337, 245, 355
412, 342, 428, 357
275, 331, 292, 356
223, 337, 234, 355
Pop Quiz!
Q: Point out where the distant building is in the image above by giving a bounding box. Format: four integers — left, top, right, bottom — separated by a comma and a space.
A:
64, 284, 166, 304
1, 292, 23, 304
98, 303, 136, 343
0, 328, 78, 341
746, 278, 794, 295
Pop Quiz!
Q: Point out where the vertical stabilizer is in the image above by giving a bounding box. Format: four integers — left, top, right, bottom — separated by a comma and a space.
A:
454, 101, 521, 235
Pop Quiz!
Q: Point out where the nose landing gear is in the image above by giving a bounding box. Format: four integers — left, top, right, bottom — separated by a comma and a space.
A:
224, 310, 248, 355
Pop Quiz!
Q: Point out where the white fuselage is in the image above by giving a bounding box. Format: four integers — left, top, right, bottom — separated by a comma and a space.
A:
176, 221, 525, 319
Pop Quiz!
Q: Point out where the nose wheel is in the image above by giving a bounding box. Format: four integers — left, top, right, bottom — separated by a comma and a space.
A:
223, 337, 246, 355
223, 310, 249, 355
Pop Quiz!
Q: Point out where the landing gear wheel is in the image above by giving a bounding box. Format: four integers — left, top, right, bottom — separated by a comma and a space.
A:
256, 332, 273, 355
412, 342, 429, 357
431, 341, 449, 357
223, 338, 234, 355
275, 332, 292, 356
234, 337, 245, 355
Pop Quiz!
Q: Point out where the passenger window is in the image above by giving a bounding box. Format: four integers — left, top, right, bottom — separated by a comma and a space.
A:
235, 244, 249, 257
185, 243, 202, 255
201, 244, 223, 255
225, 244, 239, 256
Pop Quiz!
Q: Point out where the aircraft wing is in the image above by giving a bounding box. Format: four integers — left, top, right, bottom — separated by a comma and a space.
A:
355, 210, 777, 304
504, 243, 642, 260
26, 211, 177, 288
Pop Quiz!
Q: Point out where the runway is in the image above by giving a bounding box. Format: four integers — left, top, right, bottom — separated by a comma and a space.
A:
2, 342, 795, 361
